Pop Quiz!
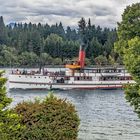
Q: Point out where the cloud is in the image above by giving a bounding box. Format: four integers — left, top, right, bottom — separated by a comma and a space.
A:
0, 0, 139, 28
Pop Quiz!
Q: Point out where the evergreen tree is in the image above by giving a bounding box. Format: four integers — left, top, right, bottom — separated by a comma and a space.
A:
78, 17, 87, 44
0, 16, 7, 44
44, 34, 64, 58
87, 18, 93, 42
57, 22, 65, 38
66, 26, 72, 41
86, 37, 102, 58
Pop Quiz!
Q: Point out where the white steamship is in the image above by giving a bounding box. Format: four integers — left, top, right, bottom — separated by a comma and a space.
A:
9, 45, 135, 90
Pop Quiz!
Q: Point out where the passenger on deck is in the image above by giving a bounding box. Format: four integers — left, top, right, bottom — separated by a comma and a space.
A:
16, 69, 20, 74
44, 69, 48, 75
22, 69, 26, 75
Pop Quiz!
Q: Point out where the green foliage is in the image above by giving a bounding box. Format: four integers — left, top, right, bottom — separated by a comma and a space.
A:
40, 53, 53, 66
0, 45, 19, 66
0, 16, 118, 67
123, 37, 140, 81
85, 58, 91, 66
44, 34, 64, 58
53, 58, 63, 65
117, 3, 140, 41
18, 51, 39, 67
108, 55, 116, 65
0, 71, 24, 140
0, 71, 11, 109
78, 17, 87, 43
62, 40, 80, 59
115, 3, 140, 57
0, 16, 8, 44
94, 55, 108, 66
125, 84, 140, 118
115, 3, 140, 118
14, 93, 80, 140
115, 3, 140, 79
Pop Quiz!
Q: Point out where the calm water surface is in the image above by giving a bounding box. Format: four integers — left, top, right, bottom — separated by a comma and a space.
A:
8, 89, 140, 140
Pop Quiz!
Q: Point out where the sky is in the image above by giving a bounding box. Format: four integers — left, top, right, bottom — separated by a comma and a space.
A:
0, 0, 140, 28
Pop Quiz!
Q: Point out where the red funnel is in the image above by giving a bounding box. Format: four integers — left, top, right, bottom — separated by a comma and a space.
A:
78, 45, 85, 68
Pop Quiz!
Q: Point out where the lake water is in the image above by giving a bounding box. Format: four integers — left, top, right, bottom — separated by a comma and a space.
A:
2, 68, 140, 140
8, 89, 140, 140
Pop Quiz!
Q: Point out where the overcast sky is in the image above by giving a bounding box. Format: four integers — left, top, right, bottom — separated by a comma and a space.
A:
0, 0, 139, 28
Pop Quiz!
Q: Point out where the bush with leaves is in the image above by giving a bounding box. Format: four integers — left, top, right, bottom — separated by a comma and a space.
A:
14, 93, 80, 140
125, 84, 140, 118
0, 71, 24, 140
115, 3, 140, 118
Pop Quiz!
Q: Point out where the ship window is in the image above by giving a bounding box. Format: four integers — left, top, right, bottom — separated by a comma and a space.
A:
45, 77, 46, 79
19, 76, 21, 78
34, 77, 36, 78
38, 77, 40, 78
118, 70, 121, 72
74, 77, 77, 81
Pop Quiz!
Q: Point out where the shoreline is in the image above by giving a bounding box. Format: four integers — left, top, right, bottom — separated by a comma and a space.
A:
0, 65, 125, 69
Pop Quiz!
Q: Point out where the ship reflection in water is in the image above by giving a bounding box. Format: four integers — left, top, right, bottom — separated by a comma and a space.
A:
8, 89, 140, 140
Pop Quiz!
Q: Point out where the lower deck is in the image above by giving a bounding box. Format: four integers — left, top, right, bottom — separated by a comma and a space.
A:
8, 69, 135, 90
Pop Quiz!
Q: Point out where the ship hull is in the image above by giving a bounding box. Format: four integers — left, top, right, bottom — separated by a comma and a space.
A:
50, 84, 123, 90
9, 82, 123, 90
9, 82, 50, 90
9, 74, 50, 90
9, 79, 128, 90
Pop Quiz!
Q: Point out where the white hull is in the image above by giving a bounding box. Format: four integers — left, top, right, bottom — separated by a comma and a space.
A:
9, 82, 50, 90
9, 74, 50, 90
9, 74, 135, 90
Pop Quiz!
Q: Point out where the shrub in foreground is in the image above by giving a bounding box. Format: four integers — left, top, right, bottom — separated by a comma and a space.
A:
14, 94, 80, 140
125, 84, 140, 118
0, 71, 24, 140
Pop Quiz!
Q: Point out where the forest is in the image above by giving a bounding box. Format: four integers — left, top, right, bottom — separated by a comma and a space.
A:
0, 16, 120, 67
